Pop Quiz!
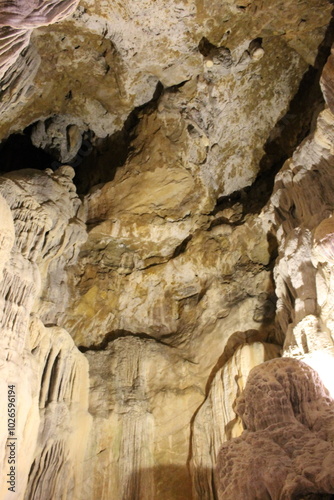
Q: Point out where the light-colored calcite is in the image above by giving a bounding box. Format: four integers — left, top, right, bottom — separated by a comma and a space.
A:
0, 1, 334, 499
83, 336, 203, 500
265, 106, 334, 398
23, 318, 91, 500
0, 166, 90, 500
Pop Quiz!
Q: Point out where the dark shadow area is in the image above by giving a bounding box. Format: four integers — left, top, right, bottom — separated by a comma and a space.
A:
0, 81, 164, 193
77, 328, 175, 353
171, 235, 193, 259
72, 124, 134, 195
0, 133, 55, 173
249, 12, 334, 213
198, 36, 219, 57
73, 81, 163, 194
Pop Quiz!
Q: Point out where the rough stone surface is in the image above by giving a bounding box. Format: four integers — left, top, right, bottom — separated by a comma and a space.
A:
264, 105, 334, 398
191, 342, 281, 500
215, 358, 334, 500
321, 48, 334, 113
0, 0, 331, 156
30, 115, 83, 163
0, 1, 334, 499
0, 167, 90, 500
0, 0, 79, 120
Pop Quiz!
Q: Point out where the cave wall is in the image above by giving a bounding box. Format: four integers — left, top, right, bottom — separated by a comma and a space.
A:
215, 94, 334, 498
0, 1, 334, 499
0, 167, 91, 498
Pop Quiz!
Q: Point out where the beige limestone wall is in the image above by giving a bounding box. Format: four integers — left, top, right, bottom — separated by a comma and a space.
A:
0, 0, 334, 499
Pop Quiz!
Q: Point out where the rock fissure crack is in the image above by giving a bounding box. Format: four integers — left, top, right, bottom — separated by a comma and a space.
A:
78, 329, 181, 353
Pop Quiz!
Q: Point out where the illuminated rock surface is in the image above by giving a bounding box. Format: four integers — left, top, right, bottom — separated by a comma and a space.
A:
0, 0, 334, 499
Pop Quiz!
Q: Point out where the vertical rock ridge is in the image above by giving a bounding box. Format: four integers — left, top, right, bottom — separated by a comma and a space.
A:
0, 166, 90, 500
266, 99, 334, 391
0, 264, 38, 352
214, 41, 334, 500
24, 320, 91, 500
84, 337, 155, 500
191, 342, 281, 500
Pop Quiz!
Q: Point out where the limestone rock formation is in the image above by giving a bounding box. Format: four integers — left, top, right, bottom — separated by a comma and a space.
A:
266, 103, 334, 396
215, 358, 334, 500
191, 342, 281, 500
0, 0, 79, 118
321, 47, 334, 113
0, 166, 90, 499
0, 0, 334, 499
30, 116, 83, 163
83, 336, 204, 500
213, 41, 334, 500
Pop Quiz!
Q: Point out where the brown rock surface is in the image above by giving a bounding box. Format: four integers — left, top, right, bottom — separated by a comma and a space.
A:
215, 358, 334, 500
191, 342, 281, 500
0, 1, 334, 499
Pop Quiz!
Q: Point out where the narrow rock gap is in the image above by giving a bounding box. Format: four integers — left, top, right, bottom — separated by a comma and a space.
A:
46, 352, 61, 406
78, 329, 178, 353
39, 349, 52, 407
164, 78, 191, 93
74, 81, 164, 194
171, 235, 193, 259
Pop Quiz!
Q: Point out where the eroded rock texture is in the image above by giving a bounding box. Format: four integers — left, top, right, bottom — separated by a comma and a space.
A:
213, 32, 334, 500
0, 0, 79, 117
191, 342, 281, 500
215, 358, 334, 500
267, 100, 334, 396
0, 0, 334, 499
0, 167, 90, 499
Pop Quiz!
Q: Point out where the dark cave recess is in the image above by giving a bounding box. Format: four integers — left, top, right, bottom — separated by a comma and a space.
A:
0, 132, 55, 174
0, 125, 97, 191
0, 127, 97, 195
